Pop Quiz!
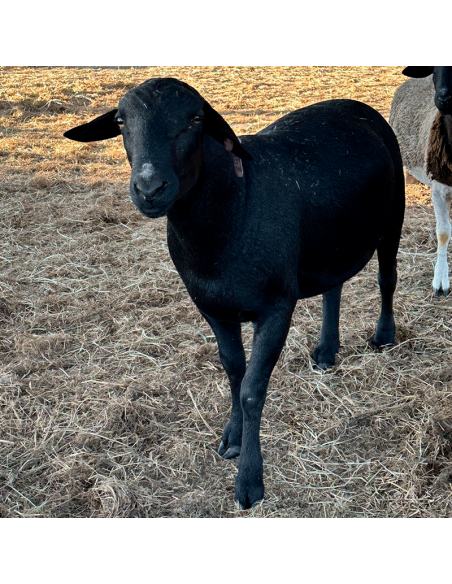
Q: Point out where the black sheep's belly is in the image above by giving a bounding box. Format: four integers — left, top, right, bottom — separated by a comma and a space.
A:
182, 274, 269, 323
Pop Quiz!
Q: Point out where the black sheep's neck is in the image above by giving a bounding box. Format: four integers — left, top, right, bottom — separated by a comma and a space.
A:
166, 135, 248, 270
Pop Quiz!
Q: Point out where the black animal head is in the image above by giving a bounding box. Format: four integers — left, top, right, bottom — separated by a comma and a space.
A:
64, 78, 252, 218
403, 66, 452, 115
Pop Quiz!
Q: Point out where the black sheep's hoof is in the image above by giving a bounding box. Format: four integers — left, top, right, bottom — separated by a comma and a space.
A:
372, 320, 395, 350
311, 343, 337, 370
235, 476, 264, 510
371, 339, 393, 351
236, 498, 263, 511
313, 361, 334, 371
218, 441, 241, 459
218, 421, 242, 459
372, 331, 395, 350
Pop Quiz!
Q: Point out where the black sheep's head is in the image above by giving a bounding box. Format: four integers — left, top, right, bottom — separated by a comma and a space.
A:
64, 78, 252, 218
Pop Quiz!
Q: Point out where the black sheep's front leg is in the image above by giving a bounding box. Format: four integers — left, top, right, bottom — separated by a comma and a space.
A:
235, 305, 295, 510
204, 316, 246, 459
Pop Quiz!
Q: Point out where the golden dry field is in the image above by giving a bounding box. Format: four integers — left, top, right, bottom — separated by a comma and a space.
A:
0, 66, 451, 518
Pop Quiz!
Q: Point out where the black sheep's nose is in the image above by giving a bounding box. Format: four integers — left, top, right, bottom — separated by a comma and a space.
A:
134, 178, 165, 202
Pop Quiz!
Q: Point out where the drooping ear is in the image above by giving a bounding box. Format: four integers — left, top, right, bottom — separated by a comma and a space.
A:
202, 100, 253, 161
402, 67, 434, 78
64, 109, 120, 142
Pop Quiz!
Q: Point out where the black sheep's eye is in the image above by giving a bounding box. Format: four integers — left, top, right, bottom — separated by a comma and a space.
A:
116, 117, 124, 126
193, 115, 202, 125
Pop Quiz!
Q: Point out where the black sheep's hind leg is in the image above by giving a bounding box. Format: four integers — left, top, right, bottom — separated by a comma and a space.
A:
373, 181, 404, 350
311, 284, 342, 370
373, 256, 397, 348
373, 211, 403, 348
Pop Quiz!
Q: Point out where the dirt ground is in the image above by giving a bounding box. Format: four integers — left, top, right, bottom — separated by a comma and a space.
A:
0, 66, 451, 518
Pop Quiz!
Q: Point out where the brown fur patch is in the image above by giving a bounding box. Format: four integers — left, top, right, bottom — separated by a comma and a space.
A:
405, 170, 420, 185
427, 113, 452, 186
438, 232, 450, 247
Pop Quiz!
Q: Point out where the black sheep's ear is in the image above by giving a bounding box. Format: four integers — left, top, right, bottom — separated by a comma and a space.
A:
203, 100, 253, 161
64, 109, 120, 142
402, 67, 434, 78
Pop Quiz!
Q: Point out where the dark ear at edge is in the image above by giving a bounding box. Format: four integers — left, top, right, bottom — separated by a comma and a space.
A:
64, 109, 120, 142
203, 101, 253, 161
402, 66, 434, 78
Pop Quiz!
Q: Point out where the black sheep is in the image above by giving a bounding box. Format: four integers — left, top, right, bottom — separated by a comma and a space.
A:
65, 77, 405, 510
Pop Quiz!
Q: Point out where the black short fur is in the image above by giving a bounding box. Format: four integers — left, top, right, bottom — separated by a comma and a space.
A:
65, 78, 405, 510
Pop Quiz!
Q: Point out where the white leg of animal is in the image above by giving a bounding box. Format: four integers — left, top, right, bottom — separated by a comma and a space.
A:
431, 181, 452, 296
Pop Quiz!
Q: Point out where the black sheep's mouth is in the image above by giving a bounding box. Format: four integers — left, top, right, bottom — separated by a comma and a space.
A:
133, 181, 168, 203
129, 182, 176, 218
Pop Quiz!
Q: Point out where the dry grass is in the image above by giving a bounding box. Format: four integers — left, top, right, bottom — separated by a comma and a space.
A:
0, 66, 451, 518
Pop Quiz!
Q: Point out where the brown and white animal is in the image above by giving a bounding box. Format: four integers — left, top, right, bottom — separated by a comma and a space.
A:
390, 66, 452, 296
